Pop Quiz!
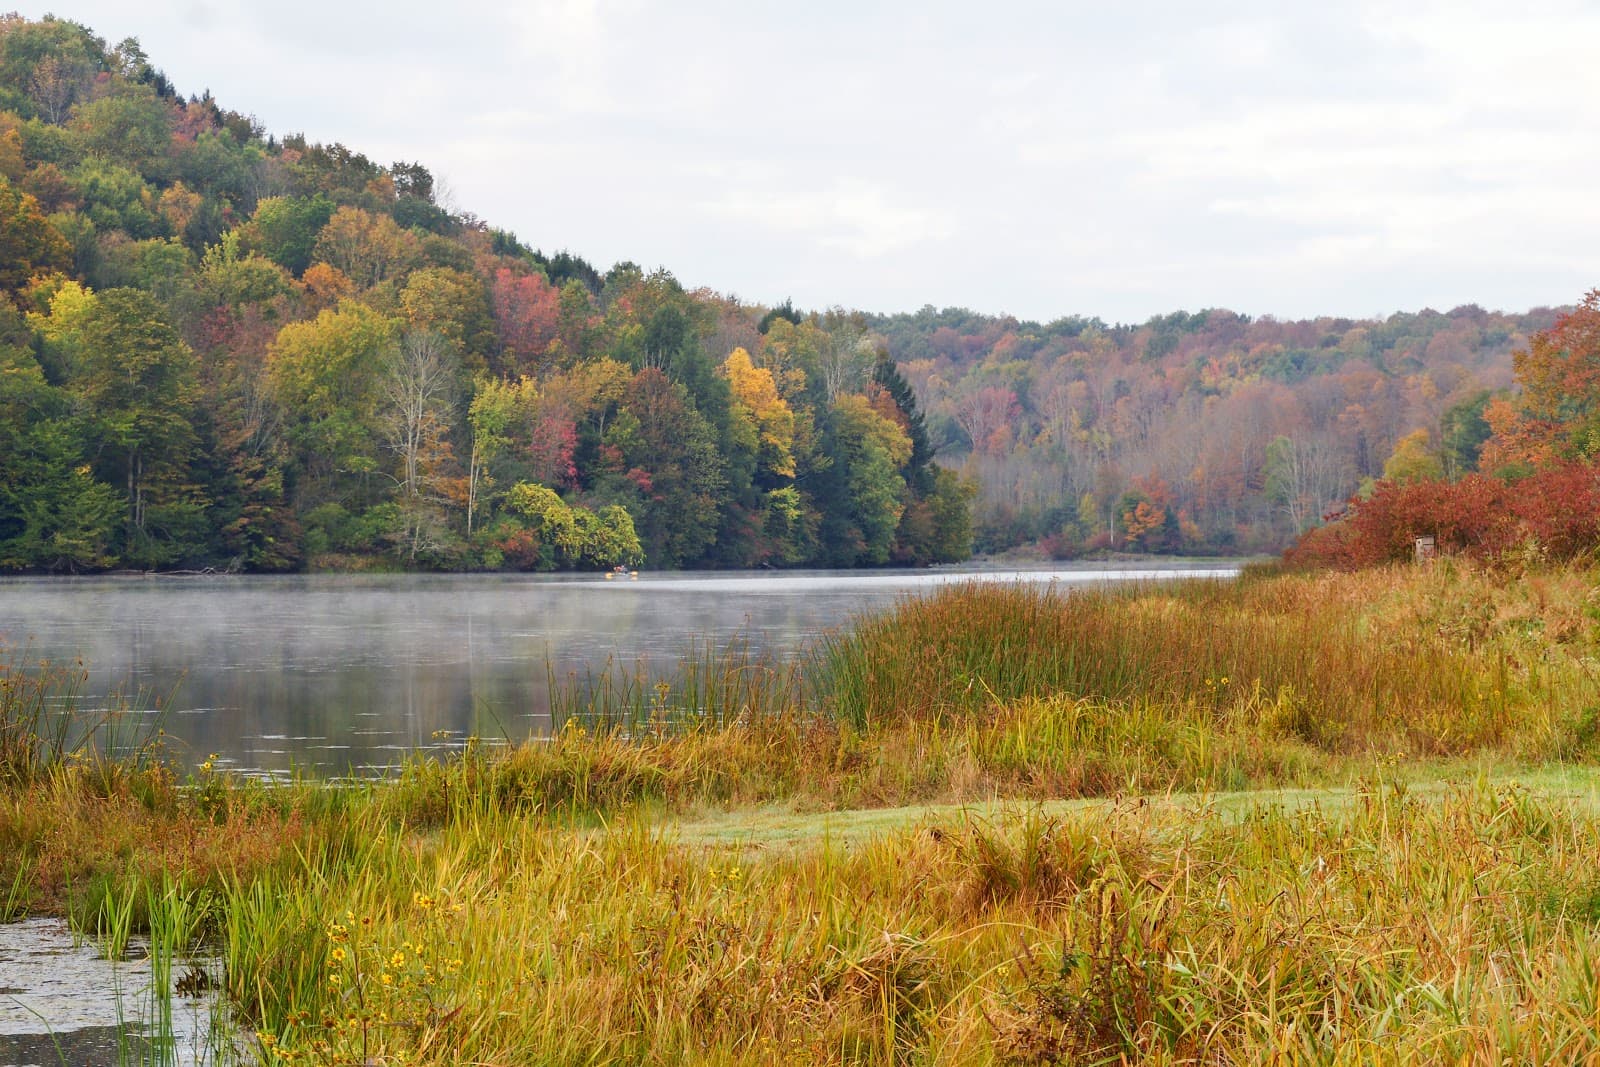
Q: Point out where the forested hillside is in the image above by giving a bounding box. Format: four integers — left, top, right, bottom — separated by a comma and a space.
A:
0, 16, 970, 573
0, 16, 1551, 572
870, 303, 1554, 556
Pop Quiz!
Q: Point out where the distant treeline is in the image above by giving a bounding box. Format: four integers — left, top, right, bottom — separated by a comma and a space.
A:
868, 302, 1556, 557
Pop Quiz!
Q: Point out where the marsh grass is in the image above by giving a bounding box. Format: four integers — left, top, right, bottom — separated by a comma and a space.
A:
6, 561, 1600, 1063
817, 567, 1600, 763
0, 651, 172, 793
548, 637, 809, 734
188, 778, 1600, 1063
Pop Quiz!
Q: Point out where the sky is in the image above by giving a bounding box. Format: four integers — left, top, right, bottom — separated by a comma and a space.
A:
17, 1, 1600, 323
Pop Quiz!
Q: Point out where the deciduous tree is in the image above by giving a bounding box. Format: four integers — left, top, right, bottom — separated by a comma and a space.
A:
0, 175, 69, 290
267, 301, 399, 500
380, 329, 461, 562
56, 288, 205, 565
311, 205, 420, 289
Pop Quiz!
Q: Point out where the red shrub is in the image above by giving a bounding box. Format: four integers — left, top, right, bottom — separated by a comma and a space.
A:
1284, 461, 1600, 569
1507, 461, 1600, 558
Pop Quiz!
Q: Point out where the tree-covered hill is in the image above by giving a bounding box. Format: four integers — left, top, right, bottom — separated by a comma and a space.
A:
0, 16, 969, 573
0, 16, 1544, 572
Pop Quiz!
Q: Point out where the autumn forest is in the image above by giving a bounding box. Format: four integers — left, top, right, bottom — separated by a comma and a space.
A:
0, 16, 1567, 573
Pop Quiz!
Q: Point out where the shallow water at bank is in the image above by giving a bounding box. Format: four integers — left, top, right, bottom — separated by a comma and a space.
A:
0, 919, 228, 1066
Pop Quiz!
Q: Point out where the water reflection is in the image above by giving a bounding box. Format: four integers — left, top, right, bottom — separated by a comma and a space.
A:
0, 565, 1236, 775
0, 919, 226, 1065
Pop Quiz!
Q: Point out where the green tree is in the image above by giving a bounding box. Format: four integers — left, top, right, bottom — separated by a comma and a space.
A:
872, 352, 933, 490
465, 376, 526, 537
69, 87, 173, 178
0, 17, 102, 124
501, 482, 640, 570
267, 301, 400, 502
55, 288, 205, 565
195, 230, 294, 308
242, 195, 335, 276
175, 128, 260, 206
94, 235, 193, 304
1439, 390, 1493, 479
819, 394, 912, 565
0, 327, 120, 570
614, 368, 725, 567
1382, 429, 1444, 485
69, 158, 164, 238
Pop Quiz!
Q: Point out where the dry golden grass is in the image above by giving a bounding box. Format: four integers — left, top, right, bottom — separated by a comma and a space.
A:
6, 559, 1600, 1063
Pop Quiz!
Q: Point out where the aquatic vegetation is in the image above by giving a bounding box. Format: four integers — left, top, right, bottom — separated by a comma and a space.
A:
6, 561, 1600, 1062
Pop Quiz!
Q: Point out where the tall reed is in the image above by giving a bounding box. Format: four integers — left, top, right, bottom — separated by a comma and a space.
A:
0, 651, 169, 788
814, 569, 1587, 760
548, 637, 809, 734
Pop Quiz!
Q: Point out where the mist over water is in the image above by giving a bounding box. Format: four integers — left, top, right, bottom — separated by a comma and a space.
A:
0, 564, 1237, 775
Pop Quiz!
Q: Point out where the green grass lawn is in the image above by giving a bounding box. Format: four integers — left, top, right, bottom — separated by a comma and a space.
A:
673, 762, 1600, 849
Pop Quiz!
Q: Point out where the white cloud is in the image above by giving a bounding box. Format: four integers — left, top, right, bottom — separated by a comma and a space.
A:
700, 178, 953, 259
7, 0, 1598, 320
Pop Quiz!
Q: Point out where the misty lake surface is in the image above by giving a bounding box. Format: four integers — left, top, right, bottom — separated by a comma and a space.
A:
0, 563, 1238, 775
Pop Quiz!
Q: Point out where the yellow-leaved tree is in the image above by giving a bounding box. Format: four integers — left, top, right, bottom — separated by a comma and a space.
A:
722, 347, 796, 481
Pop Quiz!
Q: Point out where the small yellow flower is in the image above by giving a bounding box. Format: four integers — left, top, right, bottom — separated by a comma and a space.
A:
390, 951, 406, 969
380, 972, 393, 986
327, 973, 341, 987
413, 891, 433, 910
330, 947, 346, 963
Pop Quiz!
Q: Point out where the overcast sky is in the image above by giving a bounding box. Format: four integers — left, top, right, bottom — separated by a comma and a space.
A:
18, 1, 1600, 323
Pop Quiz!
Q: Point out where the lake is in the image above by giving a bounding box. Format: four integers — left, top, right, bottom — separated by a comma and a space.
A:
0, 563, 1238, 775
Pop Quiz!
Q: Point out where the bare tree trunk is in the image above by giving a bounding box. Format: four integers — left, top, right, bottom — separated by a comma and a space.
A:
382, 330, 460, 559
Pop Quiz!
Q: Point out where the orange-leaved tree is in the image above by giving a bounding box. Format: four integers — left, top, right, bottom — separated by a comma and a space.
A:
1481, 290, 1600, 472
